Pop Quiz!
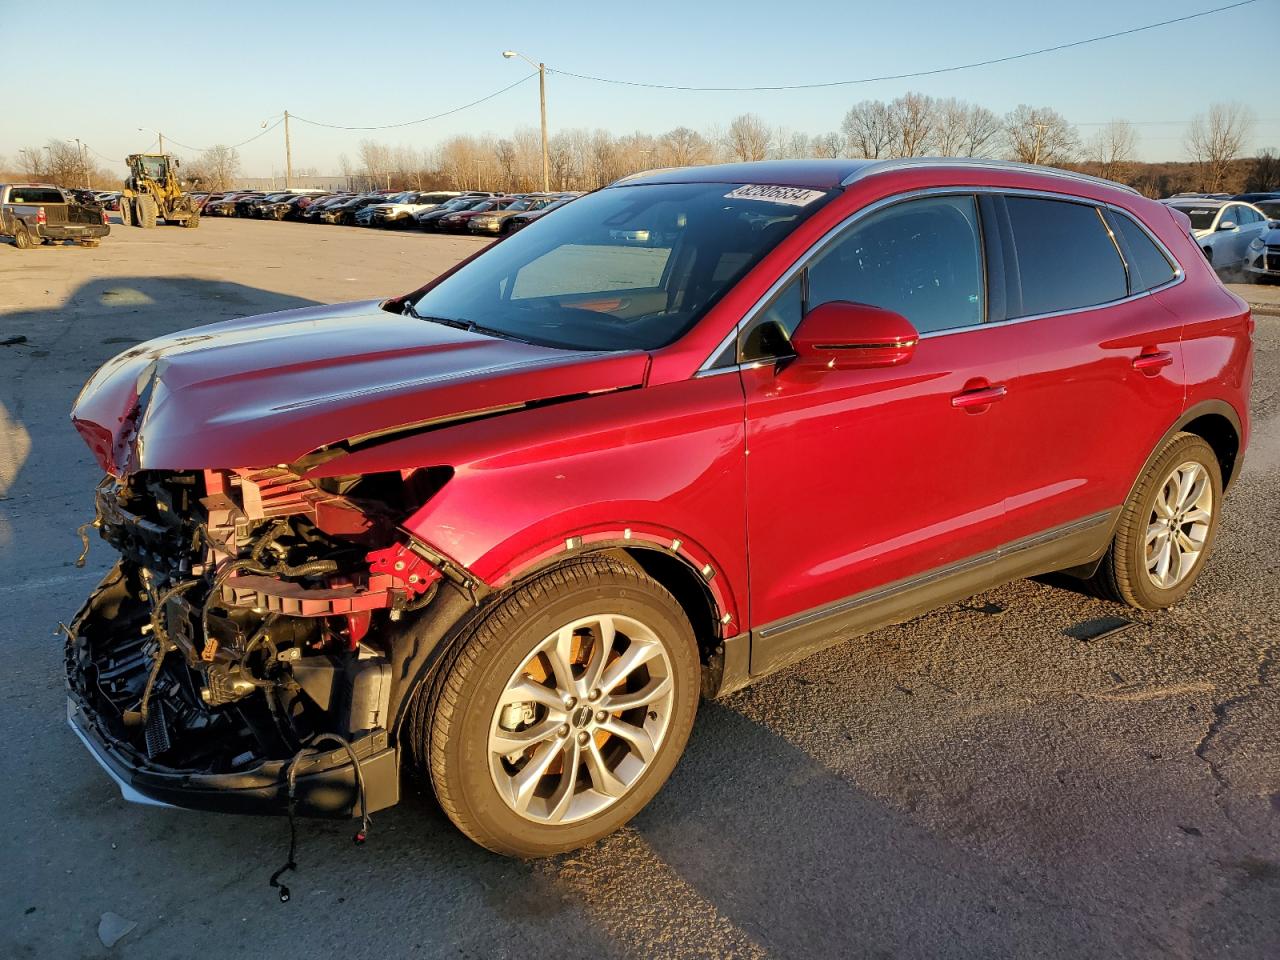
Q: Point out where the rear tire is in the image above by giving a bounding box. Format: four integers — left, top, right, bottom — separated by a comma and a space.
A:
182, 209, 200, 229
417, 555, 700, 857
13, 225, 33, 249
119, 198, 133, 227
1086, 432, 1222, 609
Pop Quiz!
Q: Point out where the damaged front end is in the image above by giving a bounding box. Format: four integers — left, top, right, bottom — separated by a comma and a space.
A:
66, 465, 450, 818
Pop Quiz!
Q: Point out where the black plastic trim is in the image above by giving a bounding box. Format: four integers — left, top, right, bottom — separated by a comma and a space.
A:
749, 510, 1118, 679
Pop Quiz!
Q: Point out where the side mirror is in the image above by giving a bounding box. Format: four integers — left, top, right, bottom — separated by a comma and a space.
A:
1217, 220, 1237, 231
791, 301, 919, 371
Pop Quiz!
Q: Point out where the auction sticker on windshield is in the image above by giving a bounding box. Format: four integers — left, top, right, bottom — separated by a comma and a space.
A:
725, 184, 827, 206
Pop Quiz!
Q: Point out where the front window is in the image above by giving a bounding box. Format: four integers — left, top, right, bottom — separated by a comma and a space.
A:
1171, 205, 1220, 231
409, 181, 835, 350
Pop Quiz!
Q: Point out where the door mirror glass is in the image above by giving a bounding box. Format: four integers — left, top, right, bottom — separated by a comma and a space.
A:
1217, 220, 1237, 231
791, 300, 919, 370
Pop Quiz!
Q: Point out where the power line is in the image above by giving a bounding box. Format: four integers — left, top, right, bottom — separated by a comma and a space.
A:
548, 0, 1262, 91
290, 73, 535, 130
90, 74, 534, 159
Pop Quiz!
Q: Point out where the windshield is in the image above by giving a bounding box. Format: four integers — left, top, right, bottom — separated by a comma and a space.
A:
1171, 205, 1219, 231
1256, 200, 1280, 220
410, 181, 835, 351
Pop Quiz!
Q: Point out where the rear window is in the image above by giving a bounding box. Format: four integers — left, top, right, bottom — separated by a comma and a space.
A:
1170, 205, 1218, 231
1006, 197, 1127, 317
1109, 212, 1178, 292
7, 187, 63, 204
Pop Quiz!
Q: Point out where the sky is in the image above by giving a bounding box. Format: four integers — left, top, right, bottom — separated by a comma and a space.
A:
4, 0, 1277, 178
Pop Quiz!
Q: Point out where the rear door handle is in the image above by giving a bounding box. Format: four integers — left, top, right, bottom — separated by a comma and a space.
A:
950, 384, 1008, 409
1132, 350, 1174, 374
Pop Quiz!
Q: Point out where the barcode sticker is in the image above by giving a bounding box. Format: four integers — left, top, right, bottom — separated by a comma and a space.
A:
725, 184, 827, 206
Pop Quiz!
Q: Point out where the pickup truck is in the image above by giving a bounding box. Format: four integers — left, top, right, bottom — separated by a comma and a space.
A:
1, 183, 110, 249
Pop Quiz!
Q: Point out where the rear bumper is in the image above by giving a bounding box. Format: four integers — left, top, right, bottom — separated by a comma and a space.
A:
67, 693, 399, 818
42, 224, 110, 240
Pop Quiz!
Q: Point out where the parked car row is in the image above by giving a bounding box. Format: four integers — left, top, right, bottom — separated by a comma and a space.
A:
1160, 192, 1280, 282
191, 187, 581, 236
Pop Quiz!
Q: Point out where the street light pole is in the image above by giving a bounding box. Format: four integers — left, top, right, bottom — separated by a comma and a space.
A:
74, 138, 90, 189
138, 127, 165, 153
503, 50, 550, 192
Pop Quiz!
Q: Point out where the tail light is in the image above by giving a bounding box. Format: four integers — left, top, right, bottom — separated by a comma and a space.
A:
101, 209, 109, 225
36, 207, 46, 225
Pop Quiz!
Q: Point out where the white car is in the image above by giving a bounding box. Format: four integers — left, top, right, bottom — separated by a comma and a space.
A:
1161, 198, 1270, 276
369, 191, 465, 228
1243, 198, 1280, 283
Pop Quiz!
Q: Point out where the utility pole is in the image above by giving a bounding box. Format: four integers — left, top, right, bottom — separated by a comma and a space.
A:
74, 138, 90, 189
284, 110, 293, 188
158, 131, 165, 153
503, 51, 550, 192
537, 62, 549, 192
1031, 121, 1049, 166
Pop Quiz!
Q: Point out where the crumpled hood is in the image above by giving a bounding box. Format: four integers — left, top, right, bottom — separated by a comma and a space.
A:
71, 299, 648, 475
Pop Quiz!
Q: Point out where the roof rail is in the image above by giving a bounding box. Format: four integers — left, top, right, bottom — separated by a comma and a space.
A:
842, 157, 1141, 196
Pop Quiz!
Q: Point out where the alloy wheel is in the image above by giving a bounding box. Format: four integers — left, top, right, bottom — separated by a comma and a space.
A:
1145, 460, 1213, 589
487, 613, 675, 825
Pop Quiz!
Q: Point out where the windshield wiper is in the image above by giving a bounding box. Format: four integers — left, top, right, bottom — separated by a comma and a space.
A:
405, 304, 537, 345
405, 304, 470, 330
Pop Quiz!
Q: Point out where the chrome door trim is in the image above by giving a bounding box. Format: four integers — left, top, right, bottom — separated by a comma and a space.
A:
695, 184, 1185, 373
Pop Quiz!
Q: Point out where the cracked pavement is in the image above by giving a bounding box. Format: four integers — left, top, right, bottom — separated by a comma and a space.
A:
0, 220, 1276, 958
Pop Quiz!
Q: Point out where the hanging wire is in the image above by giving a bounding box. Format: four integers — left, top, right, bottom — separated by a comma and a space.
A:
290, 73, 535, 130
547, 0, 1261, 91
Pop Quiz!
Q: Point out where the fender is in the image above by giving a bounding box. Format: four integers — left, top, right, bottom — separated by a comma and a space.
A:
1060, 397, 1247, 583
486, 524, 741, 637
1134, 398, 1245, 495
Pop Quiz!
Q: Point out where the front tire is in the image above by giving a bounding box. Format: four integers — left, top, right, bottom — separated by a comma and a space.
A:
136, 195, 157, 228
182, 209, 200, 229
419, 556, 700, 857
1087, 432, 1222, 609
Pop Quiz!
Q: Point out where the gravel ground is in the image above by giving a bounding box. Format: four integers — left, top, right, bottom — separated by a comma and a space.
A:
0, 218, 1276, 959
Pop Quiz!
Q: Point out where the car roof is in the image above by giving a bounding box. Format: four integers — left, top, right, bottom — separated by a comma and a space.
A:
614, 157, 1143, 196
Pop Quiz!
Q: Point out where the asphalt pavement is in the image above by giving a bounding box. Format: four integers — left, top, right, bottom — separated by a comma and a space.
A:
0, 218, 1275, 959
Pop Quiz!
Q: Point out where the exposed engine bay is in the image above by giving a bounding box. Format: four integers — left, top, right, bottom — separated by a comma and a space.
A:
66, 466, 453, 817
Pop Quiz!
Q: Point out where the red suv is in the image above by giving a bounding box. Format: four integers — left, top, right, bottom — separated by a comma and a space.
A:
67, 159, 1252, 858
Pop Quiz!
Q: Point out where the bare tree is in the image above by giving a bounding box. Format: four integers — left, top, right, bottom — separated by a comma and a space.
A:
842, 100, 895, 158
811, 132, 844, 159
1004, 105, 1079, 166
659, 126, 712, 167
1085, 120, 1138, 183
1186, 102, 1254, 192
1245, 148, 1280, 192
16, 146, 45, 178
921, 99, 1000, 158
961, 105, 1002, 158
889, 93, 935, 157
32, 140, 86, 187
931, 98, 970, 156
189, 144, 241, 191
725, 114, 770, 162
357, 139, 394, 188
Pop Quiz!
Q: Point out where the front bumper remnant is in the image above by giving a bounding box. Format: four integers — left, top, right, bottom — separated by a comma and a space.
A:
67, 693, 399, 817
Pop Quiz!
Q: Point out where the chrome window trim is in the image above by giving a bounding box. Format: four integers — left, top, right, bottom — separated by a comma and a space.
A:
694, 184, 1184, 373
840, 157, 1142, 197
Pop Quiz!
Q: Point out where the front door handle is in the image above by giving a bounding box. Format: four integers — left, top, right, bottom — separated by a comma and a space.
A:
1132, 350, 1174, 375
950, 384, 1007, 409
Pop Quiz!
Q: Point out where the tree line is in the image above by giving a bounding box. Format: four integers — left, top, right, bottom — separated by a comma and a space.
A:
4, 95, 1275, 197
